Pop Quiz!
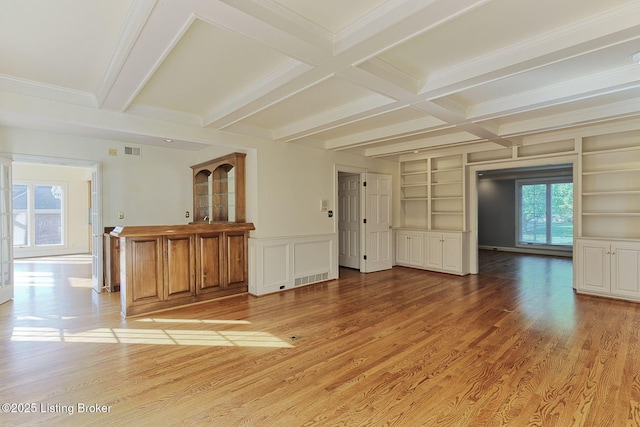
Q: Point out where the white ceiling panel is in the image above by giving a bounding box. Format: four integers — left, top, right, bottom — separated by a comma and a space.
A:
272, 0, 388, 34
376, 0, 637, 80
0, 0, 132, 92
239, 76, 390, 130
132, 19, 295, 116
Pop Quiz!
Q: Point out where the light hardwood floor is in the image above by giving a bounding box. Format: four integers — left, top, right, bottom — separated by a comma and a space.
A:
1, 251, 639, 426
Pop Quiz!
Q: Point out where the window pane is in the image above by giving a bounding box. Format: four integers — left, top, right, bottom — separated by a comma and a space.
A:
13, 212, 27, 246
13, 184, 28, 246
34, 185, 63, 246
12, 184, 27, 210
34, 185, 62, 209
35, 213, 61, 245
520, 184, 547, 244
550, 182, 573, 245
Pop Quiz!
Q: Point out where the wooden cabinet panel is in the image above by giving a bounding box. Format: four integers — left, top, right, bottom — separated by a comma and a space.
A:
113, 223, 254, 316
196, 232, 223, 294
129, 237, 163, 303
227, 232, 248, 286
164, 234, 195, 300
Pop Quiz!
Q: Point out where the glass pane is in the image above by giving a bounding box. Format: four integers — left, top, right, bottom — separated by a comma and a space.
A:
13, 211, 27, 246
550, 182, 573, 245
34, 185, 62, 209
12, 184, 27, 210
34, 185, 63, 246
35, 213, 61, 245
520, 184, 547, 244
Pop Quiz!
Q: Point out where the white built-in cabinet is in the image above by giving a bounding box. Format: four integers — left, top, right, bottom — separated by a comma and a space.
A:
395, 230, 425, 268
425, 232, 468, 274
395, 229, 469, 275
574, 130, 640, 302
575, 238, 640, 301
397, 153, 468, 275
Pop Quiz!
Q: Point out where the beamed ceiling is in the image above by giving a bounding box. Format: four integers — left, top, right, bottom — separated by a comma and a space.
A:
2, 0, 640, 158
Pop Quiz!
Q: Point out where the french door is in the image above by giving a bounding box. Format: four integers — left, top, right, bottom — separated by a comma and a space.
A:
0, 158, 13, 305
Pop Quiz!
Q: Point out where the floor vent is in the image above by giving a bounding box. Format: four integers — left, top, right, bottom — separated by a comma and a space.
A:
124, 146, 141, 156
294, 272, 329, 287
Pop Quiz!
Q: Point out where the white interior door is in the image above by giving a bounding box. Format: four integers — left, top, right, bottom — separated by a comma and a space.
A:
338, 173, 360, 269
0, 158, 13, 305
91, 164, 103, 293
362, 173, 392, 273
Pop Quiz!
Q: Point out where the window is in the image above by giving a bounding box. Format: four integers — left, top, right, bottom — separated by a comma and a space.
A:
517, 178, 573, 247
12, 182, 64, 247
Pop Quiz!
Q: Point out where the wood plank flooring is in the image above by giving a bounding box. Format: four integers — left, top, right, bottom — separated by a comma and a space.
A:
1, 251, 640, 426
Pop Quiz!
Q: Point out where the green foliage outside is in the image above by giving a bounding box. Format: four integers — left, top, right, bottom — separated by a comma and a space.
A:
520, 182, 573, 245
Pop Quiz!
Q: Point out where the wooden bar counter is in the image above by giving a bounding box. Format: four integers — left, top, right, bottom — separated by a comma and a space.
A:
111, 222, 254, 317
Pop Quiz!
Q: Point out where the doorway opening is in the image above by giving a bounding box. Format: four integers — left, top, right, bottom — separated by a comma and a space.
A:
10, 156, 102, 298
338, 172, 361, 270
470, 156, 578, 274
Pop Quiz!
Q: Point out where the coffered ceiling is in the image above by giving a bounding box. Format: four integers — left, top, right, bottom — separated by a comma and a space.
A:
1, 0, 640, 158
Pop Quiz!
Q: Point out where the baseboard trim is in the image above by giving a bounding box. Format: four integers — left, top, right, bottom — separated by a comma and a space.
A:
478, 245, 573, 258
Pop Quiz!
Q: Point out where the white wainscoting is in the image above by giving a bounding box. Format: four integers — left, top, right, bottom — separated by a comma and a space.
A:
249, 234, 338, 296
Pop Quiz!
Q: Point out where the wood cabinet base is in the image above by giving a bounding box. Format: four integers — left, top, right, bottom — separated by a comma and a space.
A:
112, 223, 254, 317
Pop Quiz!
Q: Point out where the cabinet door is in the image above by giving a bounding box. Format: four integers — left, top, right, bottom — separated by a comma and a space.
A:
611, 243, 640, 299
441, 233, 462, 273
127, 236, 163, 304
196, 232, 224, 293
425, 233, 443, 270
409, 233, 425, 266
226, 231, 248, 287
163, 234, 195, 300
395, 232, 411, 265
575, 239, 610, 294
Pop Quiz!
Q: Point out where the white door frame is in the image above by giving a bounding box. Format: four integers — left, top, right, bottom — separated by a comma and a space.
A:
9, 154, 103, 291
334, 165, 367, 273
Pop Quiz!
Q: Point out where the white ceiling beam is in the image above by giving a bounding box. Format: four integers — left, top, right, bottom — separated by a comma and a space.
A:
100, 1, 194, 111
96, 0, 157, 108
273, 94, 395, 141
467, 64, 640, 121
218, 0, 334, 53
203, 61, 312, 128
325, 116, 448, 150
420, 2, 640, 98
499, 98, 640, 137
365, 131, 482, 157
202, 0, 493, 133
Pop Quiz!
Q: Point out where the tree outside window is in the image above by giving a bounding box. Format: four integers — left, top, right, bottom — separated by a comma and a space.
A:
518, 179, 573, 247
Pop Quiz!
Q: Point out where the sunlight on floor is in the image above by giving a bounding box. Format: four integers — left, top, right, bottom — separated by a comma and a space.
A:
10, 326, 294, 348
136, 318, 252, 325
14, 255, 92, 265
14, 271, 55, 287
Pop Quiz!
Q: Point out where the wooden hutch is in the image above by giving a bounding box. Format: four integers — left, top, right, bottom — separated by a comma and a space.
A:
113, 152, 254, 317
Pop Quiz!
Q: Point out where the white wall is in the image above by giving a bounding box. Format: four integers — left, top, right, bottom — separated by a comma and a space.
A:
12, 163, 90, 257
0, 126, 398, 241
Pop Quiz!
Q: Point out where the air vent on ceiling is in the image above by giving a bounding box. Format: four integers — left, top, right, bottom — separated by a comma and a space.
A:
124, 146, 141, 156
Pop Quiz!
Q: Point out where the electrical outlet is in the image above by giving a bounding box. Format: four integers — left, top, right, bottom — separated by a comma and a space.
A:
118, 211, 124, 219
185, 211, 190, 218
108, 148, 117, 156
